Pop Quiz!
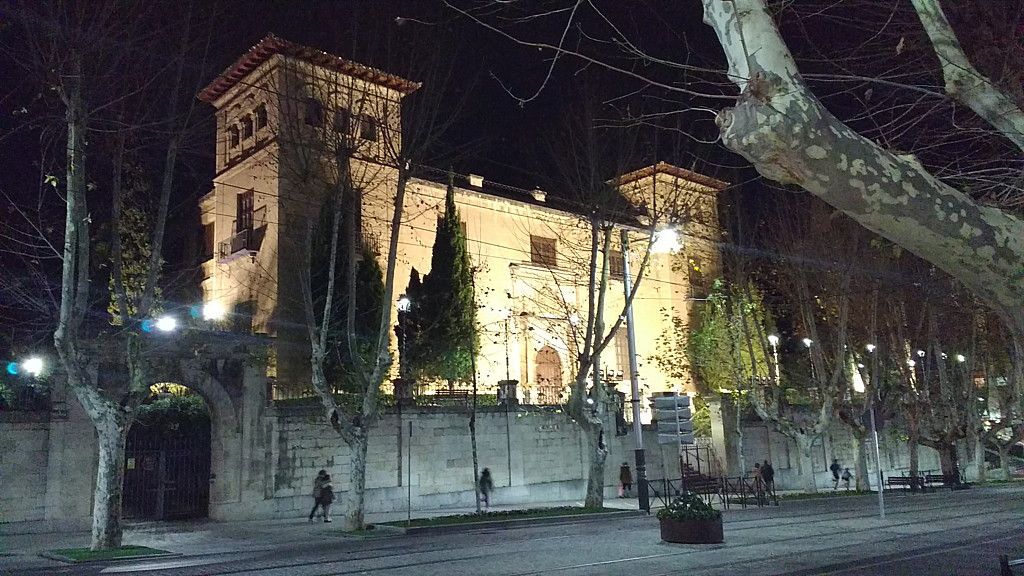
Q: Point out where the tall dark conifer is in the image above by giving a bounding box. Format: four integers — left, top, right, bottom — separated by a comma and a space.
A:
412, 173, 476, 387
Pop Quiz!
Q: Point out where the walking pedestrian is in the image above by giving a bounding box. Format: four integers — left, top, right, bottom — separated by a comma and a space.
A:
619, 462, 633, 498
320, 474, 335, 522
841, 467, 853, 491
830, 458, 842, 490
308, 469, 328, 522
761, 460, 775, 492
479, 468, 494, 508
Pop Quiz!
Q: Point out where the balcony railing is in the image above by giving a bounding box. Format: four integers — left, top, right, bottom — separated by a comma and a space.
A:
218, 228, 263, 263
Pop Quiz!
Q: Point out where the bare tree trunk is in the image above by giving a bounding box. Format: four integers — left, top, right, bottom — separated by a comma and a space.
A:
971, 433, 986, 483
908, 435, 921, 491
734, 399, 745, 476
853, 430, 870, 491
91, 416, 129, 549
583, 423, 607, 507
937, 442, 959, 481
795, 435, 818, 493
998, 443, 1011, 481
345, 434, 369, 530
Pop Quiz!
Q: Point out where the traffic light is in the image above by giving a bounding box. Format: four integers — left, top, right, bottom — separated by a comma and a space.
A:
653, 393, 694, 446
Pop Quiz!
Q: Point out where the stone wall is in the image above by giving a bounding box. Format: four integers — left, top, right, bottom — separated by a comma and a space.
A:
264, 405, 666, 517
0, 398, 96, 531
739, 423, 944, 490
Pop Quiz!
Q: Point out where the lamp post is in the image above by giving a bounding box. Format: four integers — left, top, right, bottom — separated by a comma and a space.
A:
397, 295, 411, 380
620, 228, 650, 513
865, 343, 885, 519
802, 338, 814, 382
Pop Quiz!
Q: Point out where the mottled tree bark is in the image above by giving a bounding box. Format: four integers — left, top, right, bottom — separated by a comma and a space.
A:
794, 435, 819, 493
91, 416, 129, 549
701, 0, 1024, 345
852, 430, 870, 491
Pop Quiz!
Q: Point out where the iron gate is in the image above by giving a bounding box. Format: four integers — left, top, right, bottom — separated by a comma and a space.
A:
123, 396, 211, 520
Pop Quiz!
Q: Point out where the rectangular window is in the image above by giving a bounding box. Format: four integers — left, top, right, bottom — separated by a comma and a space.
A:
200, 223, 215, 260
241, 115, 253, 140
304, 98, 323, 126
530, 235, 557, 267
333, 109, 350, 133
614, 329, 630, 380
608, 249, 624, 277
255, 104, 268, 130
228, 125, 240, 149
358, 113, 377, 141
236, 190, 254, 232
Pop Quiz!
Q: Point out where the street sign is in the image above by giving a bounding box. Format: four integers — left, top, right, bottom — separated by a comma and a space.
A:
658, 433, 695, 445
652, 395, 690, 410
652, 393, 695, 446
657, 420, 694, 434
654, 408, 692, 422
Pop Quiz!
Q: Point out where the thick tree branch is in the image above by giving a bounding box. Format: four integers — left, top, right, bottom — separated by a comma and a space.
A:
701, 0, 1024, 340
911, 0, 1024, 154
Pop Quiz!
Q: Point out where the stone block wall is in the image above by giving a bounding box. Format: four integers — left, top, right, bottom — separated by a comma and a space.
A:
0, 414, 50, 522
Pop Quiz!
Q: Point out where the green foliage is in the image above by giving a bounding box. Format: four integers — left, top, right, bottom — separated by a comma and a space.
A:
685, 279, 773, 394
309, 190, 385, 394
404, 178, 477, 384
133, 394, 209, 437
104, 162, 162, 324
656, 492, 722, 521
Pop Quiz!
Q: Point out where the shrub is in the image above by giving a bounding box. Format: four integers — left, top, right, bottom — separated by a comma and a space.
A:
656, 492, 722, 522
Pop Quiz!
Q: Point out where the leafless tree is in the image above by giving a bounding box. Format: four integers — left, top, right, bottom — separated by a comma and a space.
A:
0, 1, 214, 549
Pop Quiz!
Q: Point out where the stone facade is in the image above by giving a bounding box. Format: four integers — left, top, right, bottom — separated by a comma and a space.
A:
194, 36, 726, 413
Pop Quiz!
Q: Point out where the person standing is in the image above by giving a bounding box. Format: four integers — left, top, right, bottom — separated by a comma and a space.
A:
830, 458, 842, 490
320, 474, 335, 522
761, 460, 775, 492
309, 469, 328, 522
619, 462, 633, 498
479, 468, 494, 508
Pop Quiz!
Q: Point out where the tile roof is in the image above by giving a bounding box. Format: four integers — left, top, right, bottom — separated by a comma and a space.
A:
198, 34, 421, 104
610, 161, 729, 191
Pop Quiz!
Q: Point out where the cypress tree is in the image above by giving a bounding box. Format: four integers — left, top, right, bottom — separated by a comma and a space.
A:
411, 173, 476, 387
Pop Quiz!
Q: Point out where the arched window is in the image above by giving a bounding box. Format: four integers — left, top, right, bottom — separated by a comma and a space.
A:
358, 113, 377, 141
255, 104, 268, 130
240, 115, 253, 140
304, 97, 323, 126
228, 125, 240, 149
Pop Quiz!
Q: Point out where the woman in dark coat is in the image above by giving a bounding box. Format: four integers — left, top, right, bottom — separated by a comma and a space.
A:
479, 468, 494, 508
309, 469, 328, 522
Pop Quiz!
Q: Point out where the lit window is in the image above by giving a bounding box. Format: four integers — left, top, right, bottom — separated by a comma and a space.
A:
255, 104, 268, 130
358, 113, 377, 141
304, 98, 323, 126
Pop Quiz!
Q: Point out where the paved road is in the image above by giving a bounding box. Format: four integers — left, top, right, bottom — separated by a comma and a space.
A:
7, 485, 1024, 575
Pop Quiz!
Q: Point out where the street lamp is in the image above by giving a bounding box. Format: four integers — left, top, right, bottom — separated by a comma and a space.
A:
865, 343, 876, 353
916, 349, 925, 358
802, 338, 813, 348
651, 227, 681, 254
767, 335, 780, 385
396, 295, 411, 380
22, 357, 44, 377
155, 315, 178, 332
955, 354, 966, 363
202, 301, 226, 321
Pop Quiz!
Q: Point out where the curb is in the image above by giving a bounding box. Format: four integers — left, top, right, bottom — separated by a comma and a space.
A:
394, 509, 644, 535
39, 549, 178, 564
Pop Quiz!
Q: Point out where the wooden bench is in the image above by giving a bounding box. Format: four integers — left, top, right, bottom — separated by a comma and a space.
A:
923, 474, 964, 490
430, 389, 471, 403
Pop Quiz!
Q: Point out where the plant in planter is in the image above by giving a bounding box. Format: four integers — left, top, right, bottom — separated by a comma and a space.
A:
656, 492, 724, 544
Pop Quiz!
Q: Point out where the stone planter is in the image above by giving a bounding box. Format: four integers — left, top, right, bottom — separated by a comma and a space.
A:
659, 516, 724, 544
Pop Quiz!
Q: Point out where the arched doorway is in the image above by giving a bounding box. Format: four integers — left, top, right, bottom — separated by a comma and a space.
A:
534, 346, 564, 405
123, 383, 212, 520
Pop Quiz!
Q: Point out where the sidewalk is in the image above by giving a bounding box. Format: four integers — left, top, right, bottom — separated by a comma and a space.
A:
0, 498, 641, 572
